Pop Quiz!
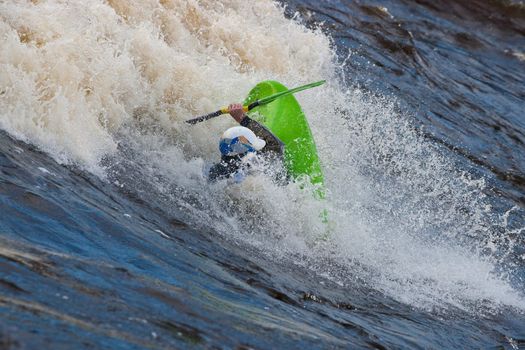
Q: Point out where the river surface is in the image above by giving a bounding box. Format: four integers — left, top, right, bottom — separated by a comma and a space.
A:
1, 0, 524, 349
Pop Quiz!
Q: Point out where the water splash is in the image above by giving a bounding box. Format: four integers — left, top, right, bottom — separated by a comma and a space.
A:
1, 0, 523, 313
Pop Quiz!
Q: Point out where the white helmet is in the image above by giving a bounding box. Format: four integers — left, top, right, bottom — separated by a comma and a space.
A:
219, 126, 266, 156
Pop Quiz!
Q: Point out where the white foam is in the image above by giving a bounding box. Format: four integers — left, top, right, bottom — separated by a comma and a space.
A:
1, 0, 523, 312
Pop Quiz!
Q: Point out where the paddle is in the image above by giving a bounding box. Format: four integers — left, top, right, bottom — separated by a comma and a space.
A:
185, 80, 326, 125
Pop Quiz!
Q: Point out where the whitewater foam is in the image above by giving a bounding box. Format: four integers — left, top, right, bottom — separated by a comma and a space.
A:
1, 0, 523, 313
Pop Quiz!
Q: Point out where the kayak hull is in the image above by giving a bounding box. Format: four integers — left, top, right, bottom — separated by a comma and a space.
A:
243, 81, 324, 187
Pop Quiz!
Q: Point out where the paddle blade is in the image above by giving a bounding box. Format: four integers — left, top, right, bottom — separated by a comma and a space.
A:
257, 80, 325, 106
185, 109, 225, 124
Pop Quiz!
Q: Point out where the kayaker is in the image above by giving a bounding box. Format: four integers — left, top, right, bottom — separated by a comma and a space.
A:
208, 103, 285, 183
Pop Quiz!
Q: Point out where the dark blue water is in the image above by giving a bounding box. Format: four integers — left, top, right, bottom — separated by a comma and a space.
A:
1, 0, 525, 349
285, 0, 525, 205
1, 129, 523, 348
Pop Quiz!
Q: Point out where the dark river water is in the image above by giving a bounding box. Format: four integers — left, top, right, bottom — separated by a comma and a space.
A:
285, 0, 525, 205
1, 0, 524, 349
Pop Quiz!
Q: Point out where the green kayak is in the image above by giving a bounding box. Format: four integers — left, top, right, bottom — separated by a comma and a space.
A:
244, 81, 324, 191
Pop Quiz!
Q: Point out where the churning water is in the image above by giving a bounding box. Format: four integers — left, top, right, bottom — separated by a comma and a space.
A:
1, 0, 524, 348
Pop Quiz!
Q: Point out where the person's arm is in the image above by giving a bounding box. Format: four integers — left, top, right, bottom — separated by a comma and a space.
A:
240, 117, 283, 155
227, 104, 284, 155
